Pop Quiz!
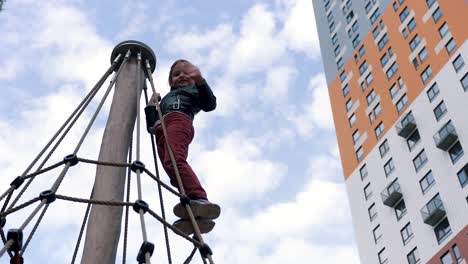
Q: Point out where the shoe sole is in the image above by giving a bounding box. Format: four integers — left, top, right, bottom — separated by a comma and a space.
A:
173, 201, 221, 219
173, 219, 215, 236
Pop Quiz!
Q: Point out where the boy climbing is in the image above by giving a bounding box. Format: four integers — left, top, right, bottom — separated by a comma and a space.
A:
146, 59, 220, 235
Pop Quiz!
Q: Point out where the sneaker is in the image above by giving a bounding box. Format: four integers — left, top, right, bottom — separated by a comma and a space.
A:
172, 218, 215, 236
173, 199, 221, 220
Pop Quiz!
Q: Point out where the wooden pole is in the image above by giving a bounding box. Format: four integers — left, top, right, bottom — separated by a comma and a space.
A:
81, 41, 156, 263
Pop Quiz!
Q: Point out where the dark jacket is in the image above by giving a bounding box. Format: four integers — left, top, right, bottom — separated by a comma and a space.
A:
145, 80, 216, 129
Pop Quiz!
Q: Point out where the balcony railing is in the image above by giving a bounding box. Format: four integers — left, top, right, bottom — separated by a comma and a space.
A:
396, 112, 417, 138
420, 194, 446, 226
381, 179, 403, 207
433, 121, 458, 150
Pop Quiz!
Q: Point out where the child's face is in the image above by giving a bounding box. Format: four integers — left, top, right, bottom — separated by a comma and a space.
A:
170, 62, 195, 88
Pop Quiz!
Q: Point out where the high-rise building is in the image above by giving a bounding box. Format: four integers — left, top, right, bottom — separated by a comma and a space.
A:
312, 0, 468, 263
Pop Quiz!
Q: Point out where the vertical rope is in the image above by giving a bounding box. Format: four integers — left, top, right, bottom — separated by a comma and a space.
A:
122, 137, 133, 264
70, 188, 94, 264
143, 85, 172, 264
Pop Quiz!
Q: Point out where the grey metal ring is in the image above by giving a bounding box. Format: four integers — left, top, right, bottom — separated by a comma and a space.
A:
110, 40, 157, 73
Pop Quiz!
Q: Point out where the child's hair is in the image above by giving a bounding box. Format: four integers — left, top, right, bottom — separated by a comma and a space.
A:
168, 59, 189, 87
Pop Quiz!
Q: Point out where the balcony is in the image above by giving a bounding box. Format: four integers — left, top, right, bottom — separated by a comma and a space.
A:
396, 112, 417, 138
381, 179, 403, 207
433, 121, 458, 150
420, 194, 446, 226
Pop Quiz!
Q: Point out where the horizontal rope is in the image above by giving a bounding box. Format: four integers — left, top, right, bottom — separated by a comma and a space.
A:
55, 194, 134, 207
22, 161, 66, 180
77, 158, 131, 168
146, 208, 203, 247
0, 197, 41, 218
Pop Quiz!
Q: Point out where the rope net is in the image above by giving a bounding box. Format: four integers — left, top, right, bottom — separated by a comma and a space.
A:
0, 46, 215, 264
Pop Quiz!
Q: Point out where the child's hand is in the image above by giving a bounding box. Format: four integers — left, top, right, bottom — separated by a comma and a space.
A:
150, 93, 161, 105
186, 63, 204, 85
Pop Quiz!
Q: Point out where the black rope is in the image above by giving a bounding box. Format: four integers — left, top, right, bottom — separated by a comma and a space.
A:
0, 197, 41, 218
70, 188, 94, 264
21, 160, 66, 180
183, 246, 198, 264
0, 229, 13, 258
20, 203, 49, 255
123, 137, 133, 264
142, 168, 181, 197
77, 158, 131, 168
55, 195, 134, 207
143, 85, 173, 264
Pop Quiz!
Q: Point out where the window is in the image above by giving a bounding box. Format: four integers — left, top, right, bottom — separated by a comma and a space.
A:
452, 55, 465, 72
396, 94, 408, 113
446, 38, 456, 54
401, 223, 414, 245
389, 84, 399, 99
375, 122, 384, 139
433, 100, 447, 121
378, 34, 389, 50
395, 199, 407, 220
343, 84, 350, 97
407, 247, 420, 264
386, 63, 398, 80
408, 18, 416, 32
407, 130, 421, 151
334, 45, 341, 56
329, 21, 336, 33
346, 99, 353, 112
426, 0, 436, 8
352, 130, 360, 143
359, 61, 368, 75
435, 218, 452, 244
349, 113, 356, 127
340, 71, 346, 82
461, 73, 468, 91
327, 13, 333, 22
369, 112, 375, 124
421, 66, 433, 84
352, 20, 359, 32
372, 26, 381, 39
359, 45, 366, 57
366, 73, 374, 86
368, 203, 377, 221
453, 244, 462, 263
364, 183, 373, 200
352, 34, 361, 48
439, 22, 449, 38
458, 163, 468, 187
378, 248, 388, 264
427, 82, 440, 102
449, 141, 464, 164
346, 11, 355, 23
420, 171, 435, 194
409, 35, 421, 51
381, 53, 389, 67
373, 225, 383, 243
379, 140, 390, 157
412, 58, 420, 70
441, 251, 453, 264
418, 47, 428, 63
413, 150, 428, 172
432, 7, 442, 23
356, 146, 364, 161
360, 164, 368, 180
384, 158, 395, 176
370, 8, 381, 24
367, 89, 376, 105
393, 2, 398, 11
402, 28, 408, 39
399, 7, 409, 22
365, 2, 373, 14
374, 103, 382, 118
337, 57, 344, 70
332, 34, 338, 45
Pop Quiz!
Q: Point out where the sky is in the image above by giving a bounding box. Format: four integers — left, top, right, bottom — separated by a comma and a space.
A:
0, 0, 360, 263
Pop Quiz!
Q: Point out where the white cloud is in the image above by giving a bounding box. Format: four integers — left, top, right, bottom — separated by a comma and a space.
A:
279, 0, 321, 58
288, 73, 334, 136
262, 65, 297, 102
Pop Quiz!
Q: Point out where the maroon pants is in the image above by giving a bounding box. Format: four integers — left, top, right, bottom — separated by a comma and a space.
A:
154, 112, 207, 200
